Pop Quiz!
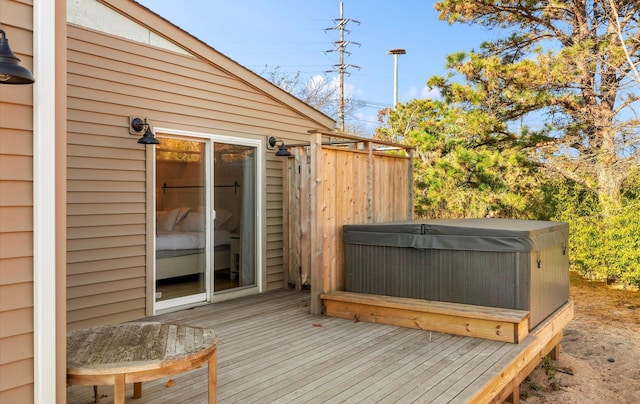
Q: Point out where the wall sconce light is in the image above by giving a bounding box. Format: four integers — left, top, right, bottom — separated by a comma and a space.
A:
131, 117, 160, 145
0, 29, 35, 84
268, 136, 291, 157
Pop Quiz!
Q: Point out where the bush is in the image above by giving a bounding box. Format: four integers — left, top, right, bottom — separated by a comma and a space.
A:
550, 181, 640, 287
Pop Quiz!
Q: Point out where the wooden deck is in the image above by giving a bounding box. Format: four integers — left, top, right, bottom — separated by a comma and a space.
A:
67, 290, 573, 403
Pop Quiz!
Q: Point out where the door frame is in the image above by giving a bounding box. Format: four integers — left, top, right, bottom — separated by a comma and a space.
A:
145, 127, 264, 315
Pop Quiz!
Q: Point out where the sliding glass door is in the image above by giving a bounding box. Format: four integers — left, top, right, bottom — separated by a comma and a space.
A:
153, 134, 259, 310
212, 142, 256, 292
155, 137, 208, 307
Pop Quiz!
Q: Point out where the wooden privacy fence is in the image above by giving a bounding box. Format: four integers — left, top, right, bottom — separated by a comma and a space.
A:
283, 130, 414, 314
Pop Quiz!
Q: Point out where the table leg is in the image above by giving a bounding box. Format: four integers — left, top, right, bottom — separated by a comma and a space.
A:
133, 382, 142, 398
208, 348, 217, 404
113, 374, 126, 404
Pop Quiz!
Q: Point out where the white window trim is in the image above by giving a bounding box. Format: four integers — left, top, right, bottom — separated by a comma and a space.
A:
33, 0, 57, 401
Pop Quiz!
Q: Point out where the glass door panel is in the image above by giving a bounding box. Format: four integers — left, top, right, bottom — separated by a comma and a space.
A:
213, 143, 256, 292
155, 137, 207, 303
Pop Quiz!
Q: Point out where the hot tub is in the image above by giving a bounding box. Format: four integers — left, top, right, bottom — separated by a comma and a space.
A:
343, 218, 569, 329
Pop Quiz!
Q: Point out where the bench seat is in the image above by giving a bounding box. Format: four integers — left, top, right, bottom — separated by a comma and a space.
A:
321, 291, 530, 343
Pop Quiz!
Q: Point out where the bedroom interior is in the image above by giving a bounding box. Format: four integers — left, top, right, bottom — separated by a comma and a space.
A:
154, 138, 255, 302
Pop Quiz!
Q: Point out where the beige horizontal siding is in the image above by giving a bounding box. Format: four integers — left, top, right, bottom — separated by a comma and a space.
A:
68, 168, 145, 182
0, 232, 32, 260
67, 309, 146, 331
0, 207, 32, 232
0, 333, 33, 367
0, 182, 32, 205
265, 155, 285, 290
0, 358, 33, 396
66, 298, 145, 325
67, 213, 144, 227
66, 18, 332, 326
67, 245, 145, 264
0, 155, 32, 181
66, 287, 144, 312
0, 128, 33, 154
67, 256, 145, 276
67, 268, 145, 290
66, 29, 328, 134
67, 203, 145, 215
67, 180, 144, 193
0, 104, 33, 132
67, 224, 145, 239
0, 307, 33, 339
0, 257, 33, 285
0, 283, 33, 311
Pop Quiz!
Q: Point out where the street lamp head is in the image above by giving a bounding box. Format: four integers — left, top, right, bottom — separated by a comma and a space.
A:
387, 48, 406, 55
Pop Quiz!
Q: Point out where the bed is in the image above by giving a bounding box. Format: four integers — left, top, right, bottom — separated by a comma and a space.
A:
155, 207, 236, 280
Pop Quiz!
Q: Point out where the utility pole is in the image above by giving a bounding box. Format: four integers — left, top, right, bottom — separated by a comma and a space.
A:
325, 2, 359, 132
387, 48, 406, 108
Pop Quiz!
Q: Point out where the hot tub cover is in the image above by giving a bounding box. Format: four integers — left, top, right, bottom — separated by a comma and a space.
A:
343, 218, 568, 253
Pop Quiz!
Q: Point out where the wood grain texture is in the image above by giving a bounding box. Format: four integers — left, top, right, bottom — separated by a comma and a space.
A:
285, 133, 413, 312
67, 322, 218, 402
321, 291, 530, 343
66, 290, 573, 404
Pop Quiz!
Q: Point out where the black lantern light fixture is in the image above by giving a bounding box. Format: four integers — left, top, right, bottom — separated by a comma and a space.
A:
131, 117, 160, 145
0, 29, 35, 85
268, 136, 291, 157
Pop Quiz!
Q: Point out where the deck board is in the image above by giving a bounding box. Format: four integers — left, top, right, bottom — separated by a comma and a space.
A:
220, 324, 395, 401
235, 327, 415, 403
270, 328, 427, 403
67, 289, 570, 403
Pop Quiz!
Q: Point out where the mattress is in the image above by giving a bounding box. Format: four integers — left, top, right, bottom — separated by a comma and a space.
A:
156, 229, 230, 250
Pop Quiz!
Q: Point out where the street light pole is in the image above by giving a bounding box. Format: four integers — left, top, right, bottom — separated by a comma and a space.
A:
387, 48, 406, 108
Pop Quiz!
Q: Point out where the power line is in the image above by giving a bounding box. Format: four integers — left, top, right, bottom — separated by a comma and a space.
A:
324, 2, 360, 132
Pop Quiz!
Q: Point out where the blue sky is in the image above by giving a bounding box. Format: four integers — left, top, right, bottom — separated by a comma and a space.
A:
137, 1, 495, 132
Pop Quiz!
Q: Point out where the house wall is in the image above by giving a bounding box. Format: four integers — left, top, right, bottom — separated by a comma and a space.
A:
0, 1, 35, 401
66, 21, 332, 330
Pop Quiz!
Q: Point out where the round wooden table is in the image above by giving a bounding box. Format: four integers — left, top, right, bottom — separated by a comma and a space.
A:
67, 322, 218, 403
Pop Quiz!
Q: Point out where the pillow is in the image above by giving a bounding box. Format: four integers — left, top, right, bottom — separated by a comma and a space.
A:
180, 212, 205, 232
218, 215, 237, 231
173, 207, 191, 225
156, 208, 180, 232
214, 209, 233, 229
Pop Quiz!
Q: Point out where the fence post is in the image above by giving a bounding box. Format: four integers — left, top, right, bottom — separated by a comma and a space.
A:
366, 140, 374, 223
309, 132, 324, 315
408, 148, 414, 219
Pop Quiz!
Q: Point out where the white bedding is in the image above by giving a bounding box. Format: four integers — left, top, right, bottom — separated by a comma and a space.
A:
156, 230, 230, 250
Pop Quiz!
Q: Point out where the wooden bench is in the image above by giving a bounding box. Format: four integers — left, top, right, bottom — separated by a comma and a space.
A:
67, 322, 218, 403
321, 291, 530, 343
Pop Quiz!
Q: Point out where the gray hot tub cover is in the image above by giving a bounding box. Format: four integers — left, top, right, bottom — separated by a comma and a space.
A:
343, 218, 569, 252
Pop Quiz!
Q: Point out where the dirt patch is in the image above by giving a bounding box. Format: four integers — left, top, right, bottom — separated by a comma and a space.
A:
521, 272, 640, 403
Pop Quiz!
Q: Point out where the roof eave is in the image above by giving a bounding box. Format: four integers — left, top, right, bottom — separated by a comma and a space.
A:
98, 0, 336, 131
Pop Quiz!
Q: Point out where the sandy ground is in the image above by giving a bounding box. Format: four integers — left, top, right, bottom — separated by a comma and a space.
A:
521, 272, 640, 403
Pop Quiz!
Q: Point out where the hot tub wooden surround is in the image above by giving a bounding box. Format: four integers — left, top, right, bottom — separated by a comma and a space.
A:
321, 291, 531, 343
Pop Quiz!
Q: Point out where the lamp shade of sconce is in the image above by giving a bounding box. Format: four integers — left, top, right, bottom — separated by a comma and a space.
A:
0, 30, 35, 85
131, 117, 160, 145
275, 143, 291, 157
268, 136, 292, 157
